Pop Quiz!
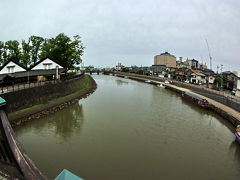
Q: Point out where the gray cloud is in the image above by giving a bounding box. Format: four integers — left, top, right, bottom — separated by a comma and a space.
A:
1, 0, 240, 72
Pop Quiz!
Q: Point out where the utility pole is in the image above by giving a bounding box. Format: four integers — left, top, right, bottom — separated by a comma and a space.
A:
220, 64, 223, 90
217, 65, 219, 74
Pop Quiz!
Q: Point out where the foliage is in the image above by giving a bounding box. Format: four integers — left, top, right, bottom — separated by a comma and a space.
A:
4, 40, 21, 62
66, 71, 77, 76
137, 69, 143, 74
122, 67, 129, 72
85, 65, 94, 71
0, 33, 85, 69
214, 76, 221, 86
40, 34, 84, 69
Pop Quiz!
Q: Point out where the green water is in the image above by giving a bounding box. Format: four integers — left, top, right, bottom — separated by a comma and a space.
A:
14, 75, 240, 180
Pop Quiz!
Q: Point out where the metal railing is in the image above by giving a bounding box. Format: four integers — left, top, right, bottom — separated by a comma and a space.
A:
0, 74, 84, 94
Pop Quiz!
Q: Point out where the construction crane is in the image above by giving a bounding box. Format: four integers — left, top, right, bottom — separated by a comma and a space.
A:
205, 39, 212, 70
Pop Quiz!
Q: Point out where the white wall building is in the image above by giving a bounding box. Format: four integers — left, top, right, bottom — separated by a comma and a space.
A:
190, 73, 206, 84
31, 58, 63, 70
0, 60, 27, 75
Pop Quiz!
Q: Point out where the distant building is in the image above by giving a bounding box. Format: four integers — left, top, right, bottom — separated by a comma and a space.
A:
236, 80, 240, 97
174, 68, 192, 81
150, 65, 166, 74
222, 71, 239, 90
176, 59, 191, 69
186, 59, 199, 69
154, 52, 176, 67
116, 63, 124, 71
190, 69, 206, 84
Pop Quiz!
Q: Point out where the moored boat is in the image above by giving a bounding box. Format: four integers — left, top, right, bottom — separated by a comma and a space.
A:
55, 169, 84, 180
158, 83, 165, 88
235, 125, 240, 144
182, 91, 210, 108
144, 80, 151, 83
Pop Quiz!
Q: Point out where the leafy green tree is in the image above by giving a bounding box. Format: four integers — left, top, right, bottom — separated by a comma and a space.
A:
122, 67, 129, 72
137, 69, 143, 75
40, 33, 84, 69
0, 41, 7, 64
4, 40, 21, 62
20, 39, 32, 66
29, 36, 44, 64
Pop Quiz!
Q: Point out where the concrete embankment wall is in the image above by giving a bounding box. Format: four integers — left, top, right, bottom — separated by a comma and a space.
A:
1, 74, 97, 124
172, 81, 240, 113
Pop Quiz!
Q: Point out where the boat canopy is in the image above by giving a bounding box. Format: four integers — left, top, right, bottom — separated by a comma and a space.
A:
0, 97, 6, 107
55, 169, 84, 180
183, 92, 208, 102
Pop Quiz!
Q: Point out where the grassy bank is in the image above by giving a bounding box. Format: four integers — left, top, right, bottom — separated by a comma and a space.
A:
8, 74, 97, 126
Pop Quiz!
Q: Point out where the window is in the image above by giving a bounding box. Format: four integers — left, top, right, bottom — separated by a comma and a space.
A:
43, 63, 53, 70
7, 66, 15, 73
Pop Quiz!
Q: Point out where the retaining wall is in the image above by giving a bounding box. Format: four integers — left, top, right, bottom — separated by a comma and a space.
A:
1, 74, 88, 113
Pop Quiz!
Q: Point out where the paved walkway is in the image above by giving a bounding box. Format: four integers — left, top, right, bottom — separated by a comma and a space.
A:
119, 74, 240, 124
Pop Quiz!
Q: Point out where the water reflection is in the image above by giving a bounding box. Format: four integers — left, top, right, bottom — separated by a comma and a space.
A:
115, 79, 129, 86
229, 140, 240, 163
15, 103, 85, 141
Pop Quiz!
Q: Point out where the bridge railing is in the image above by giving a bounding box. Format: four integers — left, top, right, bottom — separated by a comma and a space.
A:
0, 110, 48, 180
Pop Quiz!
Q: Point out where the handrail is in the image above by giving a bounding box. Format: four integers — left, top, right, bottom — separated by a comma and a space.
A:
0, 110, 48, 180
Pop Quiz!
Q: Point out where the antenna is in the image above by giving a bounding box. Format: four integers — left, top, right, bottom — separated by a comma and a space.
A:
205, 39, 212, 70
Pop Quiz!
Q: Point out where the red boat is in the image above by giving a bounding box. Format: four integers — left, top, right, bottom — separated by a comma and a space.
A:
182, 91, 210, 109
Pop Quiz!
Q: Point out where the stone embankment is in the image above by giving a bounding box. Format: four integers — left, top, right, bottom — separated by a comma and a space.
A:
113, 72, 240, 127
3, 74, 97, 126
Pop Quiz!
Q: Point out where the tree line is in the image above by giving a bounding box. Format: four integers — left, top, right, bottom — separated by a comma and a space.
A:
0, 33, 85, 69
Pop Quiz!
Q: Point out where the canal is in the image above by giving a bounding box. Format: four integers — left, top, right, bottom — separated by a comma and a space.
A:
14, 75, 240, 180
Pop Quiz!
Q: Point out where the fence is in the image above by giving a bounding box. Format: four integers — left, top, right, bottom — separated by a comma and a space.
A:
0, 74, 84, 94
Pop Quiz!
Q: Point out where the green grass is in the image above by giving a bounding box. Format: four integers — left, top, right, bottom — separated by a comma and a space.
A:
9, 74, 92, 119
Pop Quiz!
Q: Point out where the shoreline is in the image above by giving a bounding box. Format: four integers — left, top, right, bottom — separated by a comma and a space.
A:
8, 75, 97, 127
112, 72, 240, 127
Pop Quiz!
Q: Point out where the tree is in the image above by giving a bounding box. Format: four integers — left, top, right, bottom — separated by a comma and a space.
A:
122, 67, 129, 72
0, 41, 7, 64
20, 39, 32, 66
0, 33, 85, 68
40, 33, 85, 69
29, 36, 44, 64
4, 40, 21, 62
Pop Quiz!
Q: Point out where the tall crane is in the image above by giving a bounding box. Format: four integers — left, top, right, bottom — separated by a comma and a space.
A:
205, 39, 212, 70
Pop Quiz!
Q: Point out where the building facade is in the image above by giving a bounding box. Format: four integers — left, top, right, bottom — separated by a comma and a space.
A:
154, 52, 176, 67
222, 71, 239, 90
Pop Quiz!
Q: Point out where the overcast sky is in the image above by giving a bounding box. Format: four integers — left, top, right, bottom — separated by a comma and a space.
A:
0, 0, 240, 73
